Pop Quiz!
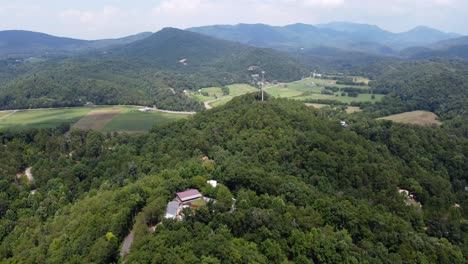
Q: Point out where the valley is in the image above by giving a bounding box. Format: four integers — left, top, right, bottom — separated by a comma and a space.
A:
0, 14, 467, 264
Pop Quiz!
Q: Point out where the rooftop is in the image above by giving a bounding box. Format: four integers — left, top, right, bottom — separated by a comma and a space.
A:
177, 189, 202, 202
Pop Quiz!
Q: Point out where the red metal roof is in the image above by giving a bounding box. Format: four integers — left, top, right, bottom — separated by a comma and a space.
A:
177, 189, 202, 201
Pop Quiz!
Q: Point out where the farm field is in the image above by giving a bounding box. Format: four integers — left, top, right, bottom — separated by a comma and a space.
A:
0, 106, 190, 132
73, 108, 123, 130
190, 84, 257, 102
103, 108, 190, 133
266, 77, 384, 104
0, 108, 93, 130
294, 93, 384, 103
379, 111, 442, 126
0, 111, 14, 119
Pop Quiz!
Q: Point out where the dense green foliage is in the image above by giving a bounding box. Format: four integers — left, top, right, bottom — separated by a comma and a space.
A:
0, 94, 466, 263
352, 60, 468, 136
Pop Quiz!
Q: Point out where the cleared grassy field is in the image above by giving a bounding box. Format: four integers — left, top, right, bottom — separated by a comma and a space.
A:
190, 84, 257, 103
0, 108, 92, 130
346, 106, 362, 114
228, 84, 257, 95
305, 103, 330, 109
103, 108, 190, 133
73, 108, 122, 130
0, 111, 14, 119
294, 93, 384, 103
266, 85, 303, 98
209, 97, 233, 108
266, 77, 382, 104
379, 111, 442, 126
0, 106, 189, 132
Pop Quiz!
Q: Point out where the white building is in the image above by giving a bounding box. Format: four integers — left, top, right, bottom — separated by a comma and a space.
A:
207, 180, 218, 188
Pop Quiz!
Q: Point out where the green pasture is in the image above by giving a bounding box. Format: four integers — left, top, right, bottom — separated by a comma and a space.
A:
266, 77, 383, 104
0, 106, 190, 132
0, 111, 14, 119
190, 84, 257, 102
0, 108, 92, 130
103, 108, 190, 133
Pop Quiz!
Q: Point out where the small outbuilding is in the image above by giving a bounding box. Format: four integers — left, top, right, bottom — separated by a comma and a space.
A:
165, 201, 180, 219
207, 180, 218, 188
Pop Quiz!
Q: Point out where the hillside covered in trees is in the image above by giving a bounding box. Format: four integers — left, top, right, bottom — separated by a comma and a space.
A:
0, 28, 306, 111
0, 94, 466, 263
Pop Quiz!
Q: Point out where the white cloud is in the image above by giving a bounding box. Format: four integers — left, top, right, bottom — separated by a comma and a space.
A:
300, 0, 345, 7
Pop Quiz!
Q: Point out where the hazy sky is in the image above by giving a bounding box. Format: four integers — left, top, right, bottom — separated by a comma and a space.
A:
0, 0, 466, 39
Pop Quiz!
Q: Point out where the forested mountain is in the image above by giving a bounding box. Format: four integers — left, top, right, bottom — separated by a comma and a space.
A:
434, 36, 468, 49
0, 28, 306, 111
0, 30, 152, 58
188, 22, 461, 54
400, 35, 468, 59
0, 94, 466, 263
407, 45, 468, 60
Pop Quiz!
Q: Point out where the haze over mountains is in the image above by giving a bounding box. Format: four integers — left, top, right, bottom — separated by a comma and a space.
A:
0, 21, 465, 59
0, 30, 152, 57
188, 22, 462, 55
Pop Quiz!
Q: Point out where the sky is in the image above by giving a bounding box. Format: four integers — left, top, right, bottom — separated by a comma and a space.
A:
0, 0, 466, 39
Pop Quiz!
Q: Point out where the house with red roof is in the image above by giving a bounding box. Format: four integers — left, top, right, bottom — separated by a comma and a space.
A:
176, 189, 202, 202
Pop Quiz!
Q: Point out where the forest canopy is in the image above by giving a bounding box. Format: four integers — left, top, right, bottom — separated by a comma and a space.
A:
0, 94, 466, 263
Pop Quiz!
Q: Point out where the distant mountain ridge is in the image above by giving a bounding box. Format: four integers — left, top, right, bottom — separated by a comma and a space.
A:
400, 35, 468, 59
188, 22, 462, 54
0, 30, 153, 58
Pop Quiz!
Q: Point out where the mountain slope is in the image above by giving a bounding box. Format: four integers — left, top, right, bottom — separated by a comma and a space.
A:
0, 30, 87, 57
433, 35, 468, 49
394, 26, 461, 46
0, 28, 306, 111
0, 30, 152, 58
115, 28, 305, 78
188, 22, 460, 54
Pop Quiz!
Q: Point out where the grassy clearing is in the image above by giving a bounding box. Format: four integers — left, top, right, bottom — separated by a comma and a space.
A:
294, 93, 384, 103
346, 106, 362, 114
0, 106, 189, 132
73, 108, 123, 130
267, 85, 303, 98
103, 108, 189, 133
379, 111, 442, 126
227, 84, 257, 95
209, 97, 233, 108
266, 77, 383, 104
305, 103, 330, 109
190, 199, 207, 207
0, 111, 13, 119
190, 84, 257, 103
0, 108, 92, 130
